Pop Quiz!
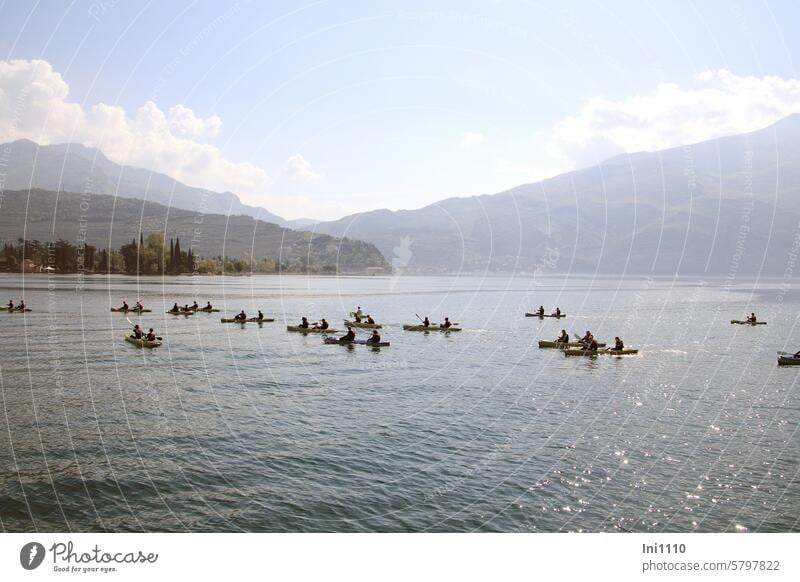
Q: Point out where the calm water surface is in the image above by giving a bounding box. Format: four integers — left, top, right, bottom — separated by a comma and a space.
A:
0, 273, 798, 532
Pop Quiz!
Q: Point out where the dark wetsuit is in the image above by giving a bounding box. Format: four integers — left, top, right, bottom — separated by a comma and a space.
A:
341, 330, 356, 342
614, 340, 624, 351
320, 321, 329, 330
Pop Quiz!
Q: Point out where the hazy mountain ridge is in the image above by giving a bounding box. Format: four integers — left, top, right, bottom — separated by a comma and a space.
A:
0, 189, 387, 273
0, 139, 290, 226
312, 114, 800, 275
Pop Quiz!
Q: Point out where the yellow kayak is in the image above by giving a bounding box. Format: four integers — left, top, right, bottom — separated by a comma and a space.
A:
124, 334, 162, 348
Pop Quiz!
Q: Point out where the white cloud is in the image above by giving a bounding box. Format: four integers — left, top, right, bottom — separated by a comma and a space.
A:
0, 58, 268, 202
550, 69, 800, 168
461, 131, 484, 148
285, 154, 320, 181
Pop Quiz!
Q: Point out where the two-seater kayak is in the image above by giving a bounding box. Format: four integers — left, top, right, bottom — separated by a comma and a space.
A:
124, 334, 162, 348
287, 325, 338, 333
564, 347, 639, 356
343, 319, 382, 329
2, 307, 31, 312
731, 320, 767, 325
220, 317, 274, 323
324, 337, 390, 347
525, 313, 566, 318
167, 310, 194, 315
194, 308, 221, 313
403, 324, 461, 332
111, 307, 152, 313
538, 340, 607, 348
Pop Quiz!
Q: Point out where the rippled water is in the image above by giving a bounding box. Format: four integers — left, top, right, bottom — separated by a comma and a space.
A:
0, 273, 798, 532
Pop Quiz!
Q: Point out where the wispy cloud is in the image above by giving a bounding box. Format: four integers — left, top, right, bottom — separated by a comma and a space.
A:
549, 69, 800, 168
460, 131, 485, 148
285, 154, 320, 181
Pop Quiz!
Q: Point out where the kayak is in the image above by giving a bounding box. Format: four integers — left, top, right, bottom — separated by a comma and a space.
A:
324, 337, 390, 347
778, 356, 800, 366
403, 324, 462, 332
111, 307, 152, 313
287, 325, 338, 333
2, 307, 31, 312
343, 319, 383, 329
196, 308, 220, 312
124, 333, 162, 348
220, 317, 274, 323
564, 347, 639, 356
538, 340, 607, 348
166, 310, 195, 315
525, 313, 566, 318
730, 320, 766, 325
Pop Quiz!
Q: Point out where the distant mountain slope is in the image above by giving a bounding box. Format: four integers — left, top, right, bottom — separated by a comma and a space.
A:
0, 139, 288, 226
313, 114, 800, 275
0, 189, 387, 273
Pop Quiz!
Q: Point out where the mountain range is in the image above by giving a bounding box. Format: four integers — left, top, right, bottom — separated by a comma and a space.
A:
3, 114, 800, 276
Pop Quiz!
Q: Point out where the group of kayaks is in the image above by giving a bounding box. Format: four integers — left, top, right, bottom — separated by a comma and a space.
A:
538, 335, 638, 357
729, 313, 800, 366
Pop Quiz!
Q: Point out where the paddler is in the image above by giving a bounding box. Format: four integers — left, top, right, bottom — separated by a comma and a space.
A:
18, 300, 25, 310
135, 301, 144, 311
366, 314, 376, 324
354, 306, 363, 318
319, 318, 329, 330
299, 317, 310, 329
132, 324, 143, 339
121, 300, 129, 311
556, 329, 570, 344
257, 310, 264, 321
747, 312, 757, 323
146, 328, 157, 341
441, 317, 452, 329
234, 310, 247, 322
554, 307, 561, 317
537, 305, 545, 316
170, 302, 180, 313
183, 303, 191, 312
614, 336, 624, 351
577, 330, 594, 344
367, 330, 382, 344
354, 312, 363, 323
205, 301, 213, 310
340, 326, 356, 342
191, 301, 199, 310
423, 316, 431, 328
587, 337, 599, 351
6, 299, 13, 310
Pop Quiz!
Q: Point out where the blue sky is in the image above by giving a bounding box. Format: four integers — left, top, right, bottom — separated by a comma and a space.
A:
1, 0, 799, 219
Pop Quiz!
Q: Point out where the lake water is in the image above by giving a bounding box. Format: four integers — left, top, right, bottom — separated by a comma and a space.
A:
0, 273, 798, 532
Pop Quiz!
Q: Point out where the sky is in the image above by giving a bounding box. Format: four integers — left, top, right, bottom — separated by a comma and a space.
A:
1, 0, 799, 220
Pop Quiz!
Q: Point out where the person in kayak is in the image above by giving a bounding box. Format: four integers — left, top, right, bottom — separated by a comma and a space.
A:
354, 312, 363, 323
441, 317, 452, 329
182, 304, 191, 312
554, 307, 561, 317
423, 317, 431, 328
257, 310, 264, 321
299, 317, 310, 329
587, 337, 599, 351
18, 300, 25, 310
354, 306, 363, 318
319, 318, 329, 330
340, 326, 356, 342
146, 328, 157, 341
135, 301, 144, 311
366, 314, 376, 324
170, 302, 180, 313
205, 301, 213, 310
367, 330, 382, 344
578, 330, 594, 344
234, 310, 247, 322
556, 330, 570, 344
132, 324, 143, 339
191, 301, 199, 310
121, 300, 129, 310
6, 299, 13, 310
747, 312, 757, 323
614, 336, 624, 351
537, 305, 545, 316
